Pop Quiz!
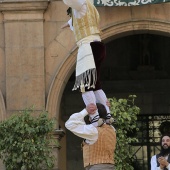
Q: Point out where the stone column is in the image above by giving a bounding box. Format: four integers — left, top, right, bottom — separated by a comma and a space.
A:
0, 11, 5, 97
0, 0, 48, 111
52, 129, 65, 170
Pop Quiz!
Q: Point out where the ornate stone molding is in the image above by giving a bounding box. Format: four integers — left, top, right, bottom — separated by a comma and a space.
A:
0, 0, 49, 12
54, 129, 65, 141
101, 20, 170, 43
51, 129, 65, 149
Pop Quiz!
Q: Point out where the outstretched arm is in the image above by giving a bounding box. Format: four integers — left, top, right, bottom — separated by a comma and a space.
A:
65, 104, 98, 144
61, 18, 73, 30
61, 22, 69, 29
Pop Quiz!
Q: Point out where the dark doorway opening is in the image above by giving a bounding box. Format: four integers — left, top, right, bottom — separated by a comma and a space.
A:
61, 33, 170, 170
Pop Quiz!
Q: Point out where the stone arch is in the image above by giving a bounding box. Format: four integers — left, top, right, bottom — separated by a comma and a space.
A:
0, 90, 6, 121
101, 20, 170, 42
46, 19, 170, 125
46, 47, 77, 126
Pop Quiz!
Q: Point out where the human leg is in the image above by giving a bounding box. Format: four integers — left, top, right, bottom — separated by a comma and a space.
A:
90, 41, 106, 91
94, 89, 110, 114
82, 91, 102, 127
85, 164, 115, 170
93, 90, 114, 124
81, 42, 110, 126
85, 165, 92, 170
90, 42, 114, 124
81, 42, 105, 127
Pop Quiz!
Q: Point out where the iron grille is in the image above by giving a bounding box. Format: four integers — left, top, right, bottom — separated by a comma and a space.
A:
132, 114, 170, 170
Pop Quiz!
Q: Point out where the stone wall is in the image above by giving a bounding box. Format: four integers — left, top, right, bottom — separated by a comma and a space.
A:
0, 0, 169, 119
0, 0, 170, 169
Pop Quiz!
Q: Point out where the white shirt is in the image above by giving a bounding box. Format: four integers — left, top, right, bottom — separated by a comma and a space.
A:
65, 0, 87, 30
151, 155, 170, 170
63, 0, 87, 18
65, 108, 116, 145
65, 109, 98, 145
68, 18, 74, 31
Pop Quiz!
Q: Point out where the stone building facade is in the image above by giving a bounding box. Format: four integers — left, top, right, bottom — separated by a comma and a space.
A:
0, 0, 170, 169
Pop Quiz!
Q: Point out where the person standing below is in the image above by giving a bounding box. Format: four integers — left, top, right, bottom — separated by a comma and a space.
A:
65, 103, 116, 170
61, 0, 114, 126
151, 134, 170, 170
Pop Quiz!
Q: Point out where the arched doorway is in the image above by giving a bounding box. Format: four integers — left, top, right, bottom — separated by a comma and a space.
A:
46, 19, 170, 120
61, 33, 170, 170
46, 21, 170, 170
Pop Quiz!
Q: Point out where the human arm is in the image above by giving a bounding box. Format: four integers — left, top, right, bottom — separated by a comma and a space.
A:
65, 104, 98, 144
167, 164, 170, 170
61, 18, 73, 31
106, 99, 110, 107
61, 22, 70, 29
63, 0, 85, 11
163, 163, 170, 170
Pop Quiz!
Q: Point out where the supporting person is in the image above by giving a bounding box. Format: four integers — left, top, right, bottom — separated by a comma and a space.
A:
65, 103, 116, 170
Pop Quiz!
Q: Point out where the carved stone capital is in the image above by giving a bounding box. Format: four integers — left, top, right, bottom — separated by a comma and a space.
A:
54, 129, 65, 141
51, 129, 65, 149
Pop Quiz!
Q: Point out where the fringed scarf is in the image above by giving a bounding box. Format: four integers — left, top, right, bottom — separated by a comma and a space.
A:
72, 42, 97, 92
72, 35, 101, 92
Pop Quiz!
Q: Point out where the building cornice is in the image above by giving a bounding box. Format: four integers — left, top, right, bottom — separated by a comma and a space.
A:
0, 0, 49, 11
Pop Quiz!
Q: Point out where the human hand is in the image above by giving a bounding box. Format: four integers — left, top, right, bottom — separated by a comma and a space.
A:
86, 103, 97, 115
159, 165, 164, 170
158, 157, 169, 167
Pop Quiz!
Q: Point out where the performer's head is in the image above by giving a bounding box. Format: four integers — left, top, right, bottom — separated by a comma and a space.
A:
67, 7, 72, 17
159, 134, 170, 156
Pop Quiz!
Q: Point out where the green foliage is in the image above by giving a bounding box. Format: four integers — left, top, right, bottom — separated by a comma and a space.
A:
109, 95, 140, 170
0, 108, 59, 170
